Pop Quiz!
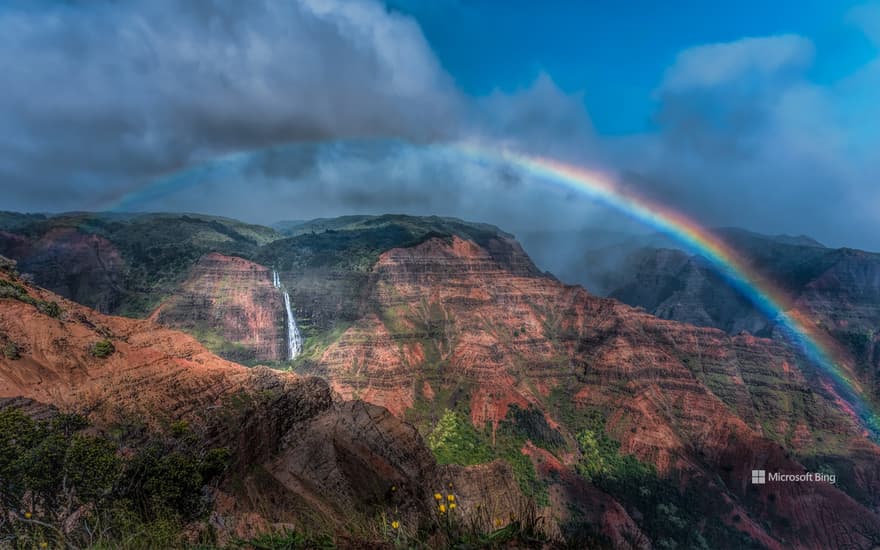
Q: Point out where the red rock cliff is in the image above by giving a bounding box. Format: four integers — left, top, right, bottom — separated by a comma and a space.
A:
150, 252, 286, 362
312, 236, 880, 550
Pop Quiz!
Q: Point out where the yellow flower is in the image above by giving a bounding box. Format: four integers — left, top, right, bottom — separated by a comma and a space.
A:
447, 494, 455, 502
24, 512, 32, 519
391, 485, 397, 492
391, 520, 399, 529
434, 492, 442, 501
494, 518, 503, 527
438, 504, 447, 514
449, 503, 457, 510
39, 543, 48, 549
448, 482, 454, 489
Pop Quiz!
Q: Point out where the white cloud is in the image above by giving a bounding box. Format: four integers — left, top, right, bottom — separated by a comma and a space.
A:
661, 35, 814, 92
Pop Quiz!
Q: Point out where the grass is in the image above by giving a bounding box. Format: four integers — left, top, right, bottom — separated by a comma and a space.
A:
289, 321, 352, 373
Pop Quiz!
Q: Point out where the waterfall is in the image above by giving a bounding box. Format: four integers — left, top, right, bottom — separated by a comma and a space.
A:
272, 270, 303, 360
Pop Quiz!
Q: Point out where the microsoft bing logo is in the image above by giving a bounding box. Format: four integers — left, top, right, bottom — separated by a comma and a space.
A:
751, 470, 766, 484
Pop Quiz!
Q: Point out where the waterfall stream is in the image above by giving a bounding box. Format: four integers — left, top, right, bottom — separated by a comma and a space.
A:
272, 270, 303, 360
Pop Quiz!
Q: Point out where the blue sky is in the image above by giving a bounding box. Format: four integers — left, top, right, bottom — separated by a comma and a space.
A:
388, 0, 876, 133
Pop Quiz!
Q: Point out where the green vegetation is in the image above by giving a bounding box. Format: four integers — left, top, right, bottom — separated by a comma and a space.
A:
91, 338, 116, 358
427, 409, 494, 466
5, 212, 283, 318
423, 406, 551, 507
502, 404, 565, 451
0, 408, 230, 549
107, 214, 281, 317
0, 255, 17, 273
229, 529, 335, 549
2, 340, 20, 360
238, 500, 556, 550
573, 411, 761, 549
1, 403, 557, 549
289, 321, 352, 373
423, 494, 552, 549
188, 323, 255, 364
0, 278, 61, 318
494, 409, 550, 506
256, 214, 520, 274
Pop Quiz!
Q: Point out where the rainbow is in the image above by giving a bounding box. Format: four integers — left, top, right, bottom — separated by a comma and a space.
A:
455, 142, 880, 438
98, 139, 880, 437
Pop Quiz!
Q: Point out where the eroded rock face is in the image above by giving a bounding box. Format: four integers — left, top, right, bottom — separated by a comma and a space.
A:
596, 238, 880, 403
0, 227, 126, 314
310, 236, 880, 549
0, 271, 522, 542
150, 253, 286, 363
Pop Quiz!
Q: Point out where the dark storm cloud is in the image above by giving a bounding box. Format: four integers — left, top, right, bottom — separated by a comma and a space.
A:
0, 0, 462, 211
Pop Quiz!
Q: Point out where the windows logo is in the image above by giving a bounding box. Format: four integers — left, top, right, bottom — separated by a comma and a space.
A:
751, 470, 766, 484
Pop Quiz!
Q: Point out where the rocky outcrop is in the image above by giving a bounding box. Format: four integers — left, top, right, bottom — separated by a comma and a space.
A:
150, 253, 286, 363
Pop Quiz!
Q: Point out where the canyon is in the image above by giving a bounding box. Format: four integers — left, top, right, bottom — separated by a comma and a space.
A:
2, 213, 880, 548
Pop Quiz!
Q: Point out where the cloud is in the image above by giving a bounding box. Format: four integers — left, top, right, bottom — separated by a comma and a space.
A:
3, 0, 880, 281
660, 35, 814, 93
0, 0, 600, 224
608, 26, 880, 251
0, 0, 463, 211
472, 73, 597, 157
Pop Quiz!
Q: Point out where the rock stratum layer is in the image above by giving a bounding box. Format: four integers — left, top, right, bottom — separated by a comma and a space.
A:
149, 252, 287, 363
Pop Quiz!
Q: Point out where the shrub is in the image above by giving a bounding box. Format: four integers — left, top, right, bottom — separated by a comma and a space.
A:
37, 301, 61, 318
63, 435, 121, 501
503, 404, 565, 451
0, 255, 16, 272
3, 341, 20, 360
0, 407, 230, 547
0, 279, 61, 318
91, 339, 115, 358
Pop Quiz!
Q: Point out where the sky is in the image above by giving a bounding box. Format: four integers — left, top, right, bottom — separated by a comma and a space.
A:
2, 0, 880, 266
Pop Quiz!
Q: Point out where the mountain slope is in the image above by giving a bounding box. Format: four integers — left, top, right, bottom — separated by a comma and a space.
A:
5, 214, 880, 548
293, 234, 880, 549
0, 212, 282, 317
587, 230, 880, 401
0, 264, 563, 547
